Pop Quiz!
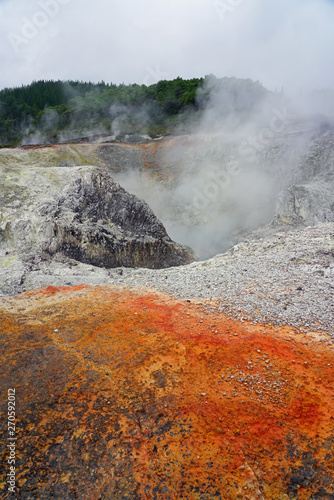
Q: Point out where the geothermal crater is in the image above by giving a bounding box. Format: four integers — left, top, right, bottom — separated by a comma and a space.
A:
1, 128, 334, 499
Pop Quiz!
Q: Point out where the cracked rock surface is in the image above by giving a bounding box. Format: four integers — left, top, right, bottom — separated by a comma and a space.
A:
0, 159, 195, 295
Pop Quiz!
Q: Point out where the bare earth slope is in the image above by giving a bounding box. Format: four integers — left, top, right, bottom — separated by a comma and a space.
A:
107, 223, 334, 335
1, 285, 334, 499
0, 136, 334, 499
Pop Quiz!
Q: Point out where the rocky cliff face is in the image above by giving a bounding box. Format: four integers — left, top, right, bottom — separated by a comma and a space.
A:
45, 167, 194, 269
272, 132, 334, 228
274, 171, 334, 226
93, 129, 334, 256
1, 126, 334, 294
0, 156, 195, 295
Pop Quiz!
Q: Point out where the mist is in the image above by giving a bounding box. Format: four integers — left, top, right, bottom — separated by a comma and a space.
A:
11, 75, 334, 259
113, 76, 334, 260
20, 82, 154, 145
2, 0, 334, 258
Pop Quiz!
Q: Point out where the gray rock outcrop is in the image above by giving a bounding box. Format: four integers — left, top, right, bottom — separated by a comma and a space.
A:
1, 125, 334, 296
0, 162, 195, 295
267, 131, 334, 230
274, 171, 334, 226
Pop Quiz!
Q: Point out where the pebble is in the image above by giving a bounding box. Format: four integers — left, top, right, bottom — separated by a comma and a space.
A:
108, 224, 334, 333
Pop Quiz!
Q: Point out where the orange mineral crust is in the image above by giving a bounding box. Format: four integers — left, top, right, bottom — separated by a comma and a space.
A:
0, 285, 334, 499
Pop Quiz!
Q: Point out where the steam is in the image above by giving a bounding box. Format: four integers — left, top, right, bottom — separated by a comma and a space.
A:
116, 132, 276, 259
112, 77, 334, 259
19, 81, 157, 145
13, 76, 334, 259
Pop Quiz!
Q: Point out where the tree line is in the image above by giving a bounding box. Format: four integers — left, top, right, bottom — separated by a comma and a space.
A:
0, 75, 269, 145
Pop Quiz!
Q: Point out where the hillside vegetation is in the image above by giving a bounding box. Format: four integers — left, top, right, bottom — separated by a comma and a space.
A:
0, 75, 268, 145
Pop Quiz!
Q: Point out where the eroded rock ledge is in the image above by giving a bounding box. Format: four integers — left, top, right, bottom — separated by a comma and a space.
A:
0, 164, 195, 295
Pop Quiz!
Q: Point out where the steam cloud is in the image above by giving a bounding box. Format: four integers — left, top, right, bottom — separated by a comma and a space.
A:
20, 84, 154, 146
113, 77, 334, 259
15, 76, 334, 259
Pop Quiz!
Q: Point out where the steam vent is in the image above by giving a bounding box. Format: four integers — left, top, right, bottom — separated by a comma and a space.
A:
1, 139, 334, 499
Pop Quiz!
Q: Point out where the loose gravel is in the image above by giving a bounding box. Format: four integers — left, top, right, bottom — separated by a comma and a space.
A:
108, 223, 334, 335
2, 222, 333, 337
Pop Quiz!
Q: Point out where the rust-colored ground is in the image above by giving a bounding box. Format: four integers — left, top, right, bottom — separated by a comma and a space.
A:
0, 285, 334, 499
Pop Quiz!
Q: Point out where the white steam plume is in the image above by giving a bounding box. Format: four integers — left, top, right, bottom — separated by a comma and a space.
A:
112, 76, 334, 259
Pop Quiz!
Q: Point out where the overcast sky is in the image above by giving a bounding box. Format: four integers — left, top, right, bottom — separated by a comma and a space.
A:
0, 0, 333, 93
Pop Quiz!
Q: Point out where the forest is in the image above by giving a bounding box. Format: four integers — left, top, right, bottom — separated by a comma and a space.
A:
0, 75, 269, 145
